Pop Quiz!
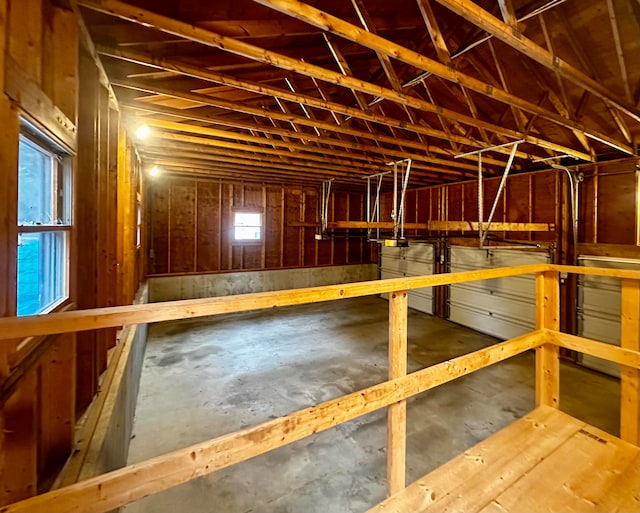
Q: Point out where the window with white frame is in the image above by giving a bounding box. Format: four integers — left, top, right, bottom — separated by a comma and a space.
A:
17, 128, 71, 316
233, 211, 262, 241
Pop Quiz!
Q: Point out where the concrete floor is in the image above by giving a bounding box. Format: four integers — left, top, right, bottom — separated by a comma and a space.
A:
124, 296, 619, 513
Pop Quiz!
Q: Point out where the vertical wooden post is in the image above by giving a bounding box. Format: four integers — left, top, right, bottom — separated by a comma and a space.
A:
535, 271, 560, 408
387, 290, 408, 496
620, 278, 640, 444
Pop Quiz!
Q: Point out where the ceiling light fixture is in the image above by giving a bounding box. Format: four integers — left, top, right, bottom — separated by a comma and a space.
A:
149, 165, 161, 177
136, 124, 151, 140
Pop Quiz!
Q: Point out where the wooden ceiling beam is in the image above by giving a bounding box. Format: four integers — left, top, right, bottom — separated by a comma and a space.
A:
142, 148, 375, 182
605, 0, 633, 105
486, 40, 525, 133
432, 0, 640, 125
497, 0, 517, 28
323, 33, 371, 112
350, 0, 403, 93
144, 121, 381, 170
519, 59, 593, 154
416, 0, 452, 65
79, 0, 596, 160
121, 100, 479, 174
143, 147, 460, 184
252, 0, 628, 156
151, 162, 356, 188
538, 13, 573, 120
99, 45, 586, 161
100, 47, 479, 151
114, 79, 510, 169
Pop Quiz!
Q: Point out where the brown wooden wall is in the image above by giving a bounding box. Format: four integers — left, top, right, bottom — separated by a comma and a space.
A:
0, 0, 143, 505
146, 177, 375, 275
578, 159, 640, 257
381, 169, 562, 248
379, 158, 640, 261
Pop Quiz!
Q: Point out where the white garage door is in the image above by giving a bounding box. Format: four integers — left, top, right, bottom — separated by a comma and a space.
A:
578, 256, 640, 377
380, 243, 434, 314
449, 246, 550, 340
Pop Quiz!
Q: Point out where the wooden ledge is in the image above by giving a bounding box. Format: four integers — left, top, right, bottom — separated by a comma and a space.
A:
367, 406, 640, 513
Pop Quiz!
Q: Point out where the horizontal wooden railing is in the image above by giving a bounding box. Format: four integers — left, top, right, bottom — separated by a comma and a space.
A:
1, 264, 639, 513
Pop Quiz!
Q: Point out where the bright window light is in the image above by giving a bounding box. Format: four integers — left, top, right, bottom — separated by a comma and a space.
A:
234, 212, 262, 241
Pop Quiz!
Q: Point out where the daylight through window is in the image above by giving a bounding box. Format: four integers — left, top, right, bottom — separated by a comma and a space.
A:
17, 131, 71, 316
233, 212, 262, 241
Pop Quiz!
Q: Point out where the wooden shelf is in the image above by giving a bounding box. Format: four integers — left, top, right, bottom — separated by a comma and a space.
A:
368, 406, 640, 513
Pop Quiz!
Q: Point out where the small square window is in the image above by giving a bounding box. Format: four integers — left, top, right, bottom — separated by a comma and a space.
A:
234, 212, 262, 241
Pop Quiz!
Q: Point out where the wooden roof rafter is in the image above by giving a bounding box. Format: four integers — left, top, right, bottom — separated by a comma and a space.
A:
431, 0, 640, 127
129, 110, 481, 178
78, 0, 597, 161
115, 80, 509, 171
100, 46, 546, 162
250, 0, 632, 157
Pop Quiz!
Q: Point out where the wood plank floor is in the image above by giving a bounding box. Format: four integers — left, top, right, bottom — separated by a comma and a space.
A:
368, 406, 640, 513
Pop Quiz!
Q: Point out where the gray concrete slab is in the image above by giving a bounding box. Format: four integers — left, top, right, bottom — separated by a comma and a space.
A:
124, 296, 619, 513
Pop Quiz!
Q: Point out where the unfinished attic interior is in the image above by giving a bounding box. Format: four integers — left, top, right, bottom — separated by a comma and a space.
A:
2, 0, 640, 511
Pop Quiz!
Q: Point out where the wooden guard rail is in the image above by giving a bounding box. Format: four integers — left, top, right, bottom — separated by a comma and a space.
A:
0, 264, 639, 513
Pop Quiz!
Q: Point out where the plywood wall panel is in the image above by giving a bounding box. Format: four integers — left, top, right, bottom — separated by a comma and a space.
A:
8, 0, 42, 85
196, 181, 221, 272
333, 192, 348, 266
580, 173, 596, 243
1, 371, 37, 504
283, 188, 302, 268
265, 186, 283, 268
220, 183, 233, 270
149, 184, 169, 274
348, 193, 363, 263
447, 183, 463, 221
463, 182, 479, 225
242, 246, 262, 269
168, 182, 196, 273
505, 174, 530, 241
595, 163, 636, 245
317, 237, 332, 266
303, 188, 318, 267
532, 172, 557, 242
231, 246, 243, 270
243, 184, 263, 208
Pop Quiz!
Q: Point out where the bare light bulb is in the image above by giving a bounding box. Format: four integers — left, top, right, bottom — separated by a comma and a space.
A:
149, 165, 161, 177
136, 124, 151, 139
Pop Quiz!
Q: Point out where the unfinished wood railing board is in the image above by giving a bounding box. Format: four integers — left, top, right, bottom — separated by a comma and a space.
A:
3, 266, 640, 513
0, 264, 551, 341
387, 291, 408, 495
547, 330, 640, 370
535, 271, 560, 408
0, 331, 546, 513
367, 406, 640, 513
621, 278, 640, 445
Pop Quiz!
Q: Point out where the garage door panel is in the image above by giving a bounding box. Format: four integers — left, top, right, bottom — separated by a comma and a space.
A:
450, 288, 535, 321
578, 256, 640, 377
448, 303, 533, 340
449, 247, 549, 340
381, 243, 434, 314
